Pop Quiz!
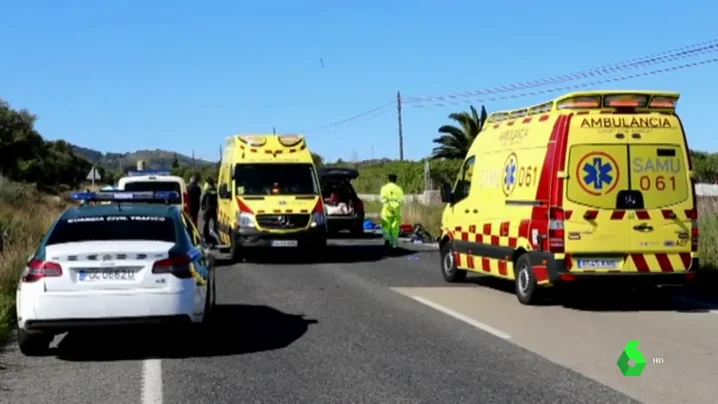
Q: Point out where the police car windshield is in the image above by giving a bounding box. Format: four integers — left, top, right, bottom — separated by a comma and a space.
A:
46, 215, 176, 245
124, 182, 182, 202
234, 163, 319, 195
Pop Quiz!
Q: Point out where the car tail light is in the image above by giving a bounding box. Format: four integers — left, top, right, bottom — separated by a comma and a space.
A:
152, 254, 192, 278
22, 259, 63, 283
356, 200, 364, 211
686, 208, 698, 252
311, 198, 326, 227
548, 207, 565, 253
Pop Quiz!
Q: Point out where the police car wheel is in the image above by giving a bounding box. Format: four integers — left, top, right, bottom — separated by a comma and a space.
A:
441, 242, 466, 283
202, 272, 216, 325
515, 254, 542, 305
17, 329, 52, 356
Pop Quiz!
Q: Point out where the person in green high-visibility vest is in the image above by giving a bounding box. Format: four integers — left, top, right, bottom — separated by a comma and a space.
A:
380, 173, 405, 249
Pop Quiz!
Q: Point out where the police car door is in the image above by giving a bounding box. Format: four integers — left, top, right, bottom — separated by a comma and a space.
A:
180, 213, 211, 294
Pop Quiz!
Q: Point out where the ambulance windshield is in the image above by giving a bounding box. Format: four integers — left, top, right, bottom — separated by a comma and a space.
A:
233, 163, 319, 196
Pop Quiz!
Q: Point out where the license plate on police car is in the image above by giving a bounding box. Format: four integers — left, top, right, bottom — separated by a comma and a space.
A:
77, 269, 136, 282
270, 240, 298, 247
576, 259, 620, 269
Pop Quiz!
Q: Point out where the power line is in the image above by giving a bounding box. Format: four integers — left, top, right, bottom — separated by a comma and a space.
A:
302, 38, 718, 134
409, 58, 718, 108
405, 39, 718, 106
300, 101, 395, 134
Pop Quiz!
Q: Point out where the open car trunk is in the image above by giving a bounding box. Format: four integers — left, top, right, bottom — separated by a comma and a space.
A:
319, 168, 361, 217
322, 182, 358, 216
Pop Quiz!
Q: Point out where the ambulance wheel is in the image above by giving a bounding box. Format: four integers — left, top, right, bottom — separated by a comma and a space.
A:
515, 254, 544, 305
441, 242, 466, 283
17, 329, 52, 356
229, 236, 243, 263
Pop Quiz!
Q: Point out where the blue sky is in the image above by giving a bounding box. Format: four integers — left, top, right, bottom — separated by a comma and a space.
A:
1, 0, 716, 162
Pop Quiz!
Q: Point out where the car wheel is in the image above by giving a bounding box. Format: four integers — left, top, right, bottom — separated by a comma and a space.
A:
350, 223, 364, 238
440, 242, 466, 283
17, 329, 52, 357
514, 254, 543, 305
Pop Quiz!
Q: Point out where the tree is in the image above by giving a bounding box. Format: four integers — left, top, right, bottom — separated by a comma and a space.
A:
430, 105, 488, 160
311, 152, 324, 167
171, 153, 180, 169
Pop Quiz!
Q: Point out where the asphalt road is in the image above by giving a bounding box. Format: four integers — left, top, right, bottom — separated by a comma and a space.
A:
1, 235, 716, 403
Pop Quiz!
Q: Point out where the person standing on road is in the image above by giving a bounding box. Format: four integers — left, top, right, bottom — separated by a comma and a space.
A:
380, 173, 405, 250
188, 175, 202, 227
201, 177, 219, 246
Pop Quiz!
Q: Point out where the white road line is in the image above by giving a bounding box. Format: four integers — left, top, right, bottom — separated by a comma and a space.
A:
410, 295, 512, 339
672, 296, 718, 314
141, 359, 163, 404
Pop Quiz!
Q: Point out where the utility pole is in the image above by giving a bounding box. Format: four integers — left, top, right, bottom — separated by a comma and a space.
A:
397, 91, 404, 161
191, 150, 196, 170
273, 126, 276, 134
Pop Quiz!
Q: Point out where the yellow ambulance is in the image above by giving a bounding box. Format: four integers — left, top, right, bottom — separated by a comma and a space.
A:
215, 134, 327, 261
439, 90, 700, 304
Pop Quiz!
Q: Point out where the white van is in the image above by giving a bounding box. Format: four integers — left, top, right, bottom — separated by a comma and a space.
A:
117, 170, 189, 215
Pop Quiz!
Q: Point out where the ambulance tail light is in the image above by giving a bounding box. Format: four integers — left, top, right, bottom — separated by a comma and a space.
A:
686, 208, 699, 252
278, 134, 303, 147
548, 207, 565, 253
311, 198, 326, 228
236, 198, 256, 228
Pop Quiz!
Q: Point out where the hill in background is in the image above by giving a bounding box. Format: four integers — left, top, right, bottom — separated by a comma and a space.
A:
71, 145, 215, 171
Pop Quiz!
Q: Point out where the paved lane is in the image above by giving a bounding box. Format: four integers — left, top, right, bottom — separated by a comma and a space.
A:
0, 235, 680, 403
391, 250, 718, 404
159, 237, 632, 404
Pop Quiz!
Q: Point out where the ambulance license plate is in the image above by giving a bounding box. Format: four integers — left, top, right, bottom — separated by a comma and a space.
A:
271, 240, 298, 247
576, 259, 620, 269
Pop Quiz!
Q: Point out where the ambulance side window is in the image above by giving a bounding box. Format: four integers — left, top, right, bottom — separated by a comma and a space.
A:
453, 156, 476, 203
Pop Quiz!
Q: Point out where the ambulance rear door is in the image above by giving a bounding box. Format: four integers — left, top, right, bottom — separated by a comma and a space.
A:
626, 114, 693, 271
563, 114, 632, 272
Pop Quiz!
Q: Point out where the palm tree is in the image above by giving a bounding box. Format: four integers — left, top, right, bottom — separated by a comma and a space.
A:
430, 105, 488, 159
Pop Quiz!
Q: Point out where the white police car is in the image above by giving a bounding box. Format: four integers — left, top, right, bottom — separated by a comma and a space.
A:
15, 191, 216, 356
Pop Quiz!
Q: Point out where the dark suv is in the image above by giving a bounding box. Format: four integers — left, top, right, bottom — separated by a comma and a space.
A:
319, 168, 365, 237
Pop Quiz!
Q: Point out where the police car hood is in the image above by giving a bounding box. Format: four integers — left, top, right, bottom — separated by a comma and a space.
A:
238, 195, 320, 214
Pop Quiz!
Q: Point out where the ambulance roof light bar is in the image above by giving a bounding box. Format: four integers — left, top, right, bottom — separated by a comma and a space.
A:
278, 134, 303, 147
604, 94, 649, 108
649, 96, 678, 108
556, 96, 601, 109
238, 135, 267, 147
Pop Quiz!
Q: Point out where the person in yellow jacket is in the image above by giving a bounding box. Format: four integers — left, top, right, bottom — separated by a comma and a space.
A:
380, 173, 405, 249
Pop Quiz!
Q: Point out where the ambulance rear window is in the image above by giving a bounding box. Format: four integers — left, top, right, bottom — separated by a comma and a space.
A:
629, 144, 689, 209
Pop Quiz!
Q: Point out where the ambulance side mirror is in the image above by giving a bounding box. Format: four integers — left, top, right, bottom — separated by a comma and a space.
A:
218, 183, 231, 199
440, 182, 453, 204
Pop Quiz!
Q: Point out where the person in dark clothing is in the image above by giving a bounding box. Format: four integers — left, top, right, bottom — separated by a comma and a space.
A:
187, 176, 202, 227
201, 177, 219, 246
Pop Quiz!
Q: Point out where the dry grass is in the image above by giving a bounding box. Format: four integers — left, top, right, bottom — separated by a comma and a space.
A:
0, 177, 68, 348
364, 200, 444, 239
364, 198, 718, 270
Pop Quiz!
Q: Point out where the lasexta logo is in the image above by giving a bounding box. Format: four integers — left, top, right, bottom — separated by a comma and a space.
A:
617, 340, 647, 376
